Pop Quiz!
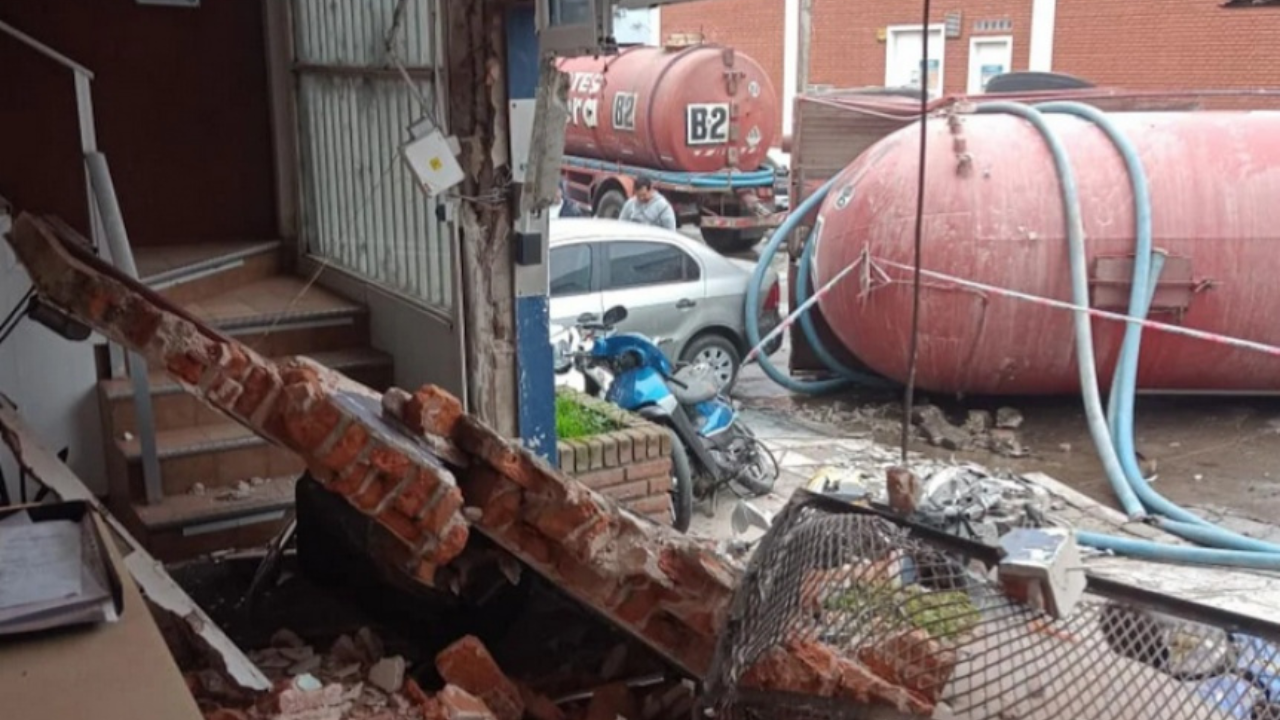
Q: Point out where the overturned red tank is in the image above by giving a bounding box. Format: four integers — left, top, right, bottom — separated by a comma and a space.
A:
557, 45, 778, 173
811, 111, 1280, 395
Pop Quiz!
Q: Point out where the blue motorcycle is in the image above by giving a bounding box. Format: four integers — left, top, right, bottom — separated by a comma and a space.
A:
554, 306, 779, 532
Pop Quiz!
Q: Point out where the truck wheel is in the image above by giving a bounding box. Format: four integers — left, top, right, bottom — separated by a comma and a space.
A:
703, 228, 760, 254
594, 189, 626, 219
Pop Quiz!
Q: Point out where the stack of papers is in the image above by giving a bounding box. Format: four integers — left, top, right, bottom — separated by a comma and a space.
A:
0, 511, 118, 635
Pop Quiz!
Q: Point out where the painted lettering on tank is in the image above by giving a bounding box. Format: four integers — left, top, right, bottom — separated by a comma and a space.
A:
568, 72, 605, 128
612, 92, 638, 131
686, 103, 730, 146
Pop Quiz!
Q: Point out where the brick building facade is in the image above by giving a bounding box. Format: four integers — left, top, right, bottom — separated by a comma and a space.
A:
661, 0, 1280, 140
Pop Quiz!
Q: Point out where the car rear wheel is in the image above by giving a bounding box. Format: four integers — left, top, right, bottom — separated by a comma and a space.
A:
681, 334, 741, 392
594, 189, 626, 219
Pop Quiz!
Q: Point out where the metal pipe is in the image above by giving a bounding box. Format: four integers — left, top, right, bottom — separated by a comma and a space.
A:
85, 152, 165, 505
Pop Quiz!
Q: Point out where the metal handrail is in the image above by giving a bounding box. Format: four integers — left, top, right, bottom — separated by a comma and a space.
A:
0, 19, 94, 79
1, 19, 165, 504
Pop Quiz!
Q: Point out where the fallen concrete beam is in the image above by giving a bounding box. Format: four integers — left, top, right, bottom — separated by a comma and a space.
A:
5, 213, 740, 679
5, 214, 471, 577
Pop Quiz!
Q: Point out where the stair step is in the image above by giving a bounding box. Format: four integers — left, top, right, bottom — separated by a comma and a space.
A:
132, 475, 297, 533
136, 240, 283, 305
100, 347, 394, 436
187, 275, 364, 330
116, 423, 305, 497
101, 347, 393, 400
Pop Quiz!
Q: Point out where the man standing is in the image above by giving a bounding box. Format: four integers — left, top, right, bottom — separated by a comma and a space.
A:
618, 177, 676, 230
555, 178, 585, 218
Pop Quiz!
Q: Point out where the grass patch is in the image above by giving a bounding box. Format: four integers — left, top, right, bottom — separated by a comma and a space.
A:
556, 394, 623, 440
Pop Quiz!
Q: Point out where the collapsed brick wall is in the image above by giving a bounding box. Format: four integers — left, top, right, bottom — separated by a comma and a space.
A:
5, 213, 738, 679
554, 389, 673, 524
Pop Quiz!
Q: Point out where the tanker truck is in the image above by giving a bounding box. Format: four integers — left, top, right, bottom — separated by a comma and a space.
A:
557, 42, 784, 254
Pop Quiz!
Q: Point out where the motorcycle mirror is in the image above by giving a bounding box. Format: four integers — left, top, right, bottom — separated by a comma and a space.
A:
731, 500, 773, 535
602, 305, 628, 326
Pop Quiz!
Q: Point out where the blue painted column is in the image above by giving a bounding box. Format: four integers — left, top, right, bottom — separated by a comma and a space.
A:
507, 4, 558, 463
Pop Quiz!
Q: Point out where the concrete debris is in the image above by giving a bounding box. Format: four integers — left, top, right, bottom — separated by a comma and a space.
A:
913, 404, 1029, 457
273, 630, 309, 649
995, 406, 1025, 430
367, 656, 406, 694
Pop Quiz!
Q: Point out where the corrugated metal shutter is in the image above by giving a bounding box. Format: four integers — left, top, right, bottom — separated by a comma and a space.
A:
293, 0, 453, 309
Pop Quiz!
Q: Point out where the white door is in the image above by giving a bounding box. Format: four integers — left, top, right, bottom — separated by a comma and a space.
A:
885, 25, 945, 97
968, 36, 1014, 94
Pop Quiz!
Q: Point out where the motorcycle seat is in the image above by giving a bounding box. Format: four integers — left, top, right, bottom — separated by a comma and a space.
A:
670, 364, 720, 405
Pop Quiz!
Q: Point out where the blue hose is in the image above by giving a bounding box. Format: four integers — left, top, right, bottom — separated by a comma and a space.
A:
744, 179, 869, 394
794, 218, 895, 387
562, 156, 775, 188
1078, 531, 1280, 571
976, 101, 1147, 520
1032, 102, 1280, 555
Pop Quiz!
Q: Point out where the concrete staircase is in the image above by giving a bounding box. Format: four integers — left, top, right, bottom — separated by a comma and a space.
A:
98, 242, 393, 561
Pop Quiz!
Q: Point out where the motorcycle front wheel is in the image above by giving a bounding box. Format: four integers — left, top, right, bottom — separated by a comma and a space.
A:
667, 429, 694, 533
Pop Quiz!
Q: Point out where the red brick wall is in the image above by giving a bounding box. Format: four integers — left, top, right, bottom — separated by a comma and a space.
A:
809, 0, 1034, 95
1053, 0, 1280, 109
0, 0, 276, 246
660, 0, 786, 134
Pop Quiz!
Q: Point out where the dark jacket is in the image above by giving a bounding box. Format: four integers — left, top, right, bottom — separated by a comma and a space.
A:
558, 180, 586, 218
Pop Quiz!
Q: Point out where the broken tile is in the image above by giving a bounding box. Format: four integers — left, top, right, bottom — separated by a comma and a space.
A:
368, 655, 406, 694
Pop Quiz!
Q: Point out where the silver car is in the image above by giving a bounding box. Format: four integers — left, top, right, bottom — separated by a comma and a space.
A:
549, 218, 783, 388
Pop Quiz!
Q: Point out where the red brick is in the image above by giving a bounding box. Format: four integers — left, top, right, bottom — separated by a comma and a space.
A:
529, 489, 605, 542
574, 466, 626, 490
378, 507, 423, 543
440, 519, 470, 559
612, 582, 664, 626
369, 443, 413, 477
600, 479, 650, 502
599, 435, 619, 467
392, 468, 434, 518
402, 384, 465, 437
611, 433, 633, 465
505, 522, 554, 565
418, 483, 466, 535
585, 437, 605, 470
321, 420, 370, 471
426, 685, 498, 720
556, 442, 575, 473
331, 462, 374, 496
282, 396, 342, 452
436, 637, 524, 720
233, 365, 279, 417
625, 458, 672, 482
166, 351, 206, 385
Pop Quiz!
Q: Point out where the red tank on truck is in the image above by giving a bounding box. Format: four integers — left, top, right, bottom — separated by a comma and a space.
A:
556, 43, 784, 254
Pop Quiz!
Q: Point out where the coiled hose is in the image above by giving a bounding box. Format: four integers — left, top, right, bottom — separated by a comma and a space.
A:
744, 178, 892, 394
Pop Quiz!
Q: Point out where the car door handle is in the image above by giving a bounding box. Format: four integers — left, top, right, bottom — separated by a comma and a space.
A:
676, 299, 696, 310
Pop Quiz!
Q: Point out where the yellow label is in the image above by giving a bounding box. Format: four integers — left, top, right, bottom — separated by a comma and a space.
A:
429, 157, 443, 171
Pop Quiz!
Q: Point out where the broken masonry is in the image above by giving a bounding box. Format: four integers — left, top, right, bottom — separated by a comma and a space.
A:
4, 213, 738, 678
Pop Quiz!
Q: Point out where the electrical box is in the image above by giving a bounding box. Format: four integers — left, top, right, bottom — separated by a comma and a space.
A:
401, 128, 465, 197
